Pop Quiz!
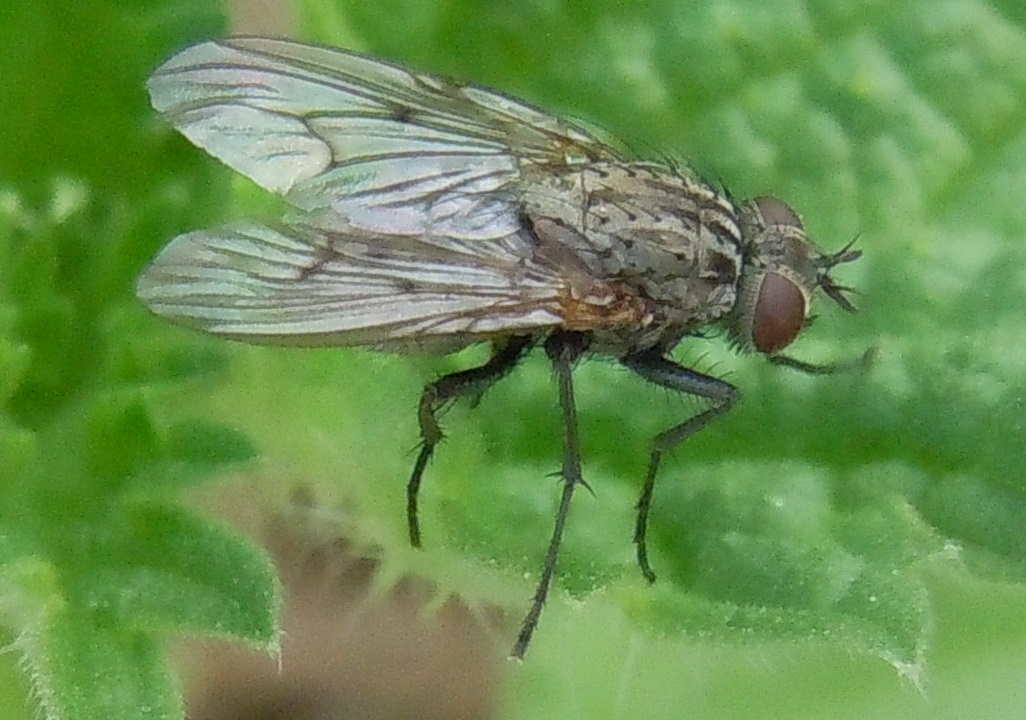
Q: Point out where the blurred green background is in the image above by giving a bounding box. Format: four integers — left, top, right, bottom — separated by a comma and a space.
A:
2, 0, 1026, 719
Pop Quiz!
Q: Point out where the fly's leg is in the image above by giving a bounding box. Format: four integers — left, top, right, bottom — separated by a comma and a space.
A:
768, 346, 876, 375
511, 331, 588, 659
620, 351, 739, 583
407, 335, 533, 548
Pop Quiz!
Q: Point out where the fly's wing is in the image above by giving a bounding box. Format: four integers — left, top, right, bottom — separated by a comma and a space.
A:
136, 221, 573, 350
141, 38, 644, 350
147, 37, 626, 241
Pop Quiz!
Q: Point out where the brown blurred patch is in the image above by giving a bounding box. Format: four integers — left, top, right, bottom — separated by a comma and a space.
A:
177, 486, 504, 720
229, 0, 295, 36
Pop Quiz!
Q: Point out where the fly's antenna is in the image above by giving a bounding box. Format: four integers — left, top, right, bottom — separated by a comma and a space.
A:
815, 236, 861, 313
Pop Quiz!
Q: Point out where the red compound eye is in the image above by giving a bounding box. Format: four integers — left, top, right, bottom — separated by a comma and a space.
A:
752, 272, 806, 353
753, 196, 803, 229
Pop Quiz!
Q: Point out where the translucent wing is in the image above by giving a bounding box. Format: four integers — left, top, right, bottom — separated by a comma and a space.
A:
147, 36, 625, 240
137, 221, 574, 350
141, 39, 646, 350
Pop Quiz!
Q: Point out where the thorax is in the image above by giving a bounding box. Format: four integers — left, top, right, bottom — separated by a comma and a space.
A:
521, 161, 744, 353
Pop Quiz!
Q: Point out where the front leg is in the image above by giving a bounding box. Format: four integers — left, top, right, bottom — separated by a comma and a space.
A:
620, 351, 738, 583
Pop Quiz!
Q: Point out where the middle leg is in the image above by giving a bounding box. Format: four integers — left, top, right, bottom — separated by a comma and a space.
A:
510, 331, 588, 659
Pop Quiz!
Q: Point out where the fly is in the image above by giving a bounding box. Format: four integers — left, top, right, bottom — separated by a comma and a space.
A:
138, 37, 866, 659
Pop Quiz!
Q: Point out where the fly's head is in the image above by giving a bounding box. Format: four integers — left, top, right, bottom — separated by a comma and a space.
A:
723, 197, 860, 356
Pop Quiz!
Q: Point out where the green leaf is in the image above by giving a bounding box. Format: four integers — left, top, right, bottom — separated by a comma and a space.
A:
80, 504, 280, 645
163, 420, 257, 469
19, 609, 182, 720
2, 0, 1026, 718
274, 0, 1026, 702
83, 394, 161, 487
636, 461, 936, 665
0, 532, 182, 720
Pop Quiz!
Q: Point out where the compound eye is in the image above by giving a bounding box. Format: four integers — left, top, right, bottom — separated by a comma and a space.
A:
754, 196, 803, 229
752, 272, 806, 353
